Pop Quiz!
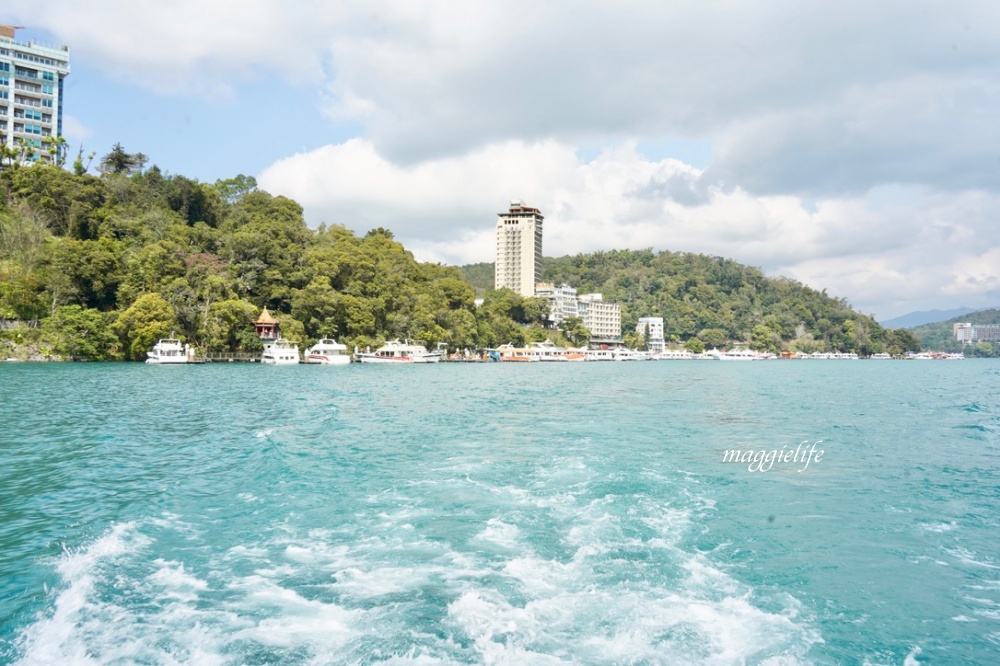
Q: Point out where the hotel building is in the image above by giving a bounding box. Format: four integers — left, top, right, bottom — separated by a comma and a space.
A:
534, 283, 579, 326
0, 25, 70, 163
495, 200, 543, 297
955, 322, 1000, 344
578, 293, 621, 341
636, 317, 665, 353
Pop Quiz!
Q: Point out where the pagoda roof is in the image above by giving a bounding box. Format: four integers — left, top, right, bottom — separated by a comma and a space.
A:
254, 307, 278, 324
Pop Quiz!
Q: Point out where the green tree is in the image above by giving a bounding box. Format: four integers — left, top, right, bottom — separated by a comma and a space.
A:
213, 174, 258, 204
43, 305, 118, 360
684, 338, 705, 354
204, 299, 260, 353
99, 143, 148, 175
115, 293, 177, 361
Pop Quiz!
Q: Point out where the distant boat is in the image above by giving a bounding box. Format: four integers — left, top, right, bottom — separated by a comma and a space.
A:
356, 340, 441, 364
303, 338, 350, 365
654, 349, 695, 360
869, 353, 892, 360
718, 348, 761, 361
146, 338, 194, 364
262, 339, 300, 365
584, 348, 615, 362
613, 348, 651, 361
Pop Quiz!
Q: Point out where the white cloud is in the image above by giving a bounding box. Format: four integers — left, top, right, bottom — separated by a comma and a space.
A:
11, 1, 1000, 318
60, 115, 93, 144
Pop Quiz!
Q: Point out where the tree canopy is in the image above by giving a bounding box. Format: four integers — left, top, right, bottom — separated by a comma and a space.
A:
1, 144, 923, 360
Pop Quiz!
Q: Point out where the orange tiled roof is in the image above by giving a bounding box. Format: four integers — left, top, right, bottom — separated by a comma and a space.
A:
254, 307, 278, 324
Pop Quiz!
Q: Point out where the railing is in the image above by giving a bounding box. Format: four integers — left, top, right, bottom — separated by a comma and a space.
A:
200, 352, 263, 362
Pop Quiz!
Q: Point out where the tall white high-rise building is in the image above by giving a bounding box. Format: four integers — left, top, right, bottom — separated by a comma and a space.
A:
495, 200, 543, 297
0, 25, 70, 164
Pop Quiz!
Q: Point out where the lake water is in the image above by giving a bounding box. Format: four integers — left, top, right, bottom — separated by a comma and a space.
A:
1, 360, 998, 664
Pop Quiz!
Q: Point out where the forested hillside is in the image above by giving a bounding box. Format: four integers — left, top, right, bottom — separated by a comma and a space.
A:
0, 148, 553, 360
463, 251, 921, 355
910, 309, 1000, 356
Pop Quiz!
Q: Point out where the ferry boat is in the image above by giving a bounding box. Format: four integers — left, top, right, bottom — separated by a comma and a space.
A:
496, 343, 539, 362
262, 339, 300, 365
718, 348, 761, 361
356, 340, 441, 364
654, 349, 695, 360
529, 340, 587, 362
613, 348, 651, 361
146, 338, 195, 364
584, 348, 615, 361
869, 353, 892, 360
303, 338, 350, 365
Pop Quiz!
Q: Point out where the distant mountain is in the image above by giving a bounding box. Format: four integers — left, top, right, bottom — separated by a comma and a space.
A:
879, 307, 979, 329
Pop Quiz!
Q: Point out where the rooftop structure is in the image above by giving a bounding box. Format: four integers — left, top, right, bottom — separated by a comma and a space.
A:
0, 25, 70, 164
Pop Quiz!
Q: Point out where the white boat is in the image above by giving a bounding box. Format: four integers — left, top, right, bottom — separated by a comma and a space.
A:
303, 338, 351, 365
529, 340, 587, 362
262, 338, 300, 365
869, 353, 892, 360
146, 338, 194, 364
613, 348, 651, 361
585, 348, 616, 361
718, 348, 761, 361
942, 352, 965, 360
655, 349, 695, 360
356, 340, 441, 364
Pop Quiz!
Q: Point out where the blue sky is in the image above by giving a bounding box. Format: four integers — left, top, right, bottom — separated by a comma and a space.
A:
8, 1, 1000, 320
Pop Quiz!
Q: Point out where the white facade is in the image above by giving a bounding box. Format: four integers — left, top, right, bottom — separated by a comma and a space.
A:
955, 322, 1000, 343
578, 293, 621, 340
0, 26, 70, 164
495, 200, 544, 297
637, 317, 665, 352
535, 282, 578, 325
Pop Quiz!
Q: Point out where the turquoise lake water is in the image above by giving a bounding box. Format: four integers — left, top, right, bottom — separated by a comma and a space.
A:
1, 360, 998, 664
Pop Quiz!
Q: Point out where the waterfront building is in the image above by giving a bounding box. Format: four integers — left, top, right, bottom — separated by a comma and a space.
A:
495, 200, 543, 297
636, 317, 665, 353
578, 293, 621, 341
955, 322, 1000, 343
0, 25, 70, 164
534, 282, 578, 325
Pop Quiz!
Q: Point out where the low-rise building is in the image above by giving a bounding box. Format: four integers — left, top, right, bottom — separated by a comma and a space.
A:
637, 317, 665, 353
955, 322, 1000, 343
579, 293, 621, 341
534, 282, 578, 325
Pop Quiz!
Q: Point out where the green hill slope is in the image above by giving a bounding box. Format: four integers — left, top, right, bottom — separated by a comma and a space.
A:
463, 250, 920, 355
909, 309, 1000, 356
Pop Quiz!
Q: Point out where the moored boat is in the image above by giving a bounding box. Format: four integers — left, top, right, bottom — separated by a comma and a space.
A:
356, 340, 441, 364
146, 338, 195, 364
303, 338, 350, 365
262, 338, 300, 365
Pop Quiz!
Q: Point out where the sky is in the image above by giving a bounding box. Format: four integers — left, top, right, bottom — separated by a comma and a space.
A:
8, 1, 1000, 321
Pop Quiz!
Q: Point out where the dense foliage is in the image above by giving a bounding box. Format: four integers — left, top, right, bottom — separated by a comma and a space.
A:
463, 250, 921, 355
2, 149, 925, 360
0, 156, 550, 360
909, 309, 1000, 357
